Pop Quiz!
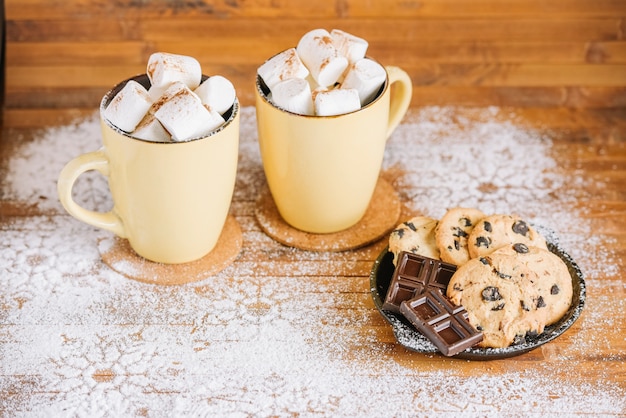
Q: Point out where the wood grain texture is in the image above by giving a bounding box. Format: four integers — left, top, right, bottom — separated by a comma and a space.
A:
4, 0, 626, 109
0, 6, 625, 414
0, 106, 625, 415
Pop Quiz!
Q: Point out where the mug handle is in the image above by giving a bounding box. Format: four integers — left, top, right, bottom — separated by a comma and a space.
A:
384, 66, 413, 139
57, 149, 127, 238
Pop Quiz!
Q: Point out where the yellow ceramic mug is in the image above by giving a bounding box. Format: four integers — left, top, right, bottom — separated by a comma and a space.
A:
255, 61, 412, 234
58, 75, 240, 264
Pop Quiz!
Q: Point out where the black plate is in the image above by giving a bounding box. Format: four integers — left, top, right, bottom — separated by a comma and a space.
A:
370, 241, 586, 360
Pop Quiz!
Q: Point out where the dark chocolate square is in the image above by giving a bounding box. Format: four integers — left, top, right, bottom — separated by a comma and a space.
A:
382, 252, 457, 314
400, 290, 483, 356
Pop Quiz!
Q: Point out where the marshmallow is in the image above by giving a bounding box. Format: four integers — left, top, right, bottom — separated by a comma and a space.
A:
296, 29, 349, 88
204, 107, 228, 131
194, 75, 236, 115
257, 48, 309, 91
330, 29, 368, 64
304, 73, 319, 90
132, 113, 171, 142
104, 80, 152, 133
147, 81, 187, 115
147, 52, 202, 90
341, 58, 387, 106
314, 88, 361, 116
154, 84, 225, 141
270, 78, 314, 116
147, 83, 170, 102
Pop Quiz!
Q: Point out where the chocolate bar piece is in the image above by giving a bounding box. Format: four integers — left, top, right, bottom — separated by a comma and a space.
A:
400, 290, 483, 356
382, 251, 457, 314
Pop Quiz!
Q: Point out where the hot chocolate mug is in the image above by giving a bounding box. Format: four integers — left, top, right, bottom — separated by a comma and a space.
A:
58, 74, 240, 264
255, 59, 412, 233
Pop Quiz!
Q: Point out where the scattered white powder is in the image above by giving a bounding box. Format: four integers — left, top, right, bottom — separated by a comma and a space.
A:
1, 107, 624, 416
385, 106, 619, 279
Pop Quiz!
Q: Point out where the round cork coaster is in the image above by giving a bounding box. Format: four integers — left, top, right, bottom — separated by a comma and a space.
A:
98, 215, 242, 286
255, 178, 401, 252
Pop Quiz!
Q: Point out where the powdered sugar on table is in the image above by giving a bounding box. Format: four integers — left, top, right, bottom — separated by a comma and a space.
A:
0, 107, 624, 416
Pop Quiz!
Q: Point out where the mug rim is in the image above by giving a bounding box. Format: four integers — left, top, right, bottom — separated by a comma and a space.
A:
255, 51, 390, 119
100, 74, 240, 144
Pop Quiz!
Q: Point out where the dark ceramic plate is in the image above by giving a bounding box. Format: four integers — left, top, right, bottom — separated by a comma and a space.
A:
370, 240, 586, 360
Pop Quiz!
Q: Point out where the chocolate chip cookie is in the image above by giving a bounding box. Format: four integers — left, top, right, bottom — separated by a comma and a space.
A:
388, 216, 440, 265
493, 243, 573, 325
435, 207, 486, 266
446, 252, 549, 348
467, 214, 547, 259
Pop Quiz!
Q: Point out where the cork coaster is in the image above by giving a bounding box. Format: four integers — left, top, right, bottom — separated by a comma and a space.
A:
255, 178, 401, 252
98, 215, 242, 285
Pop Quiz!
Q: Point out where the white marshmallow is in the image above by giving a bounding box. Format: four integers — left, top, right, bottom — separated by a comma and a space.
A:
147, 83, 170, 102
147, 81, 187, 115
330, 29, 368, 64
297, 29, 349, 88
304, 73, 320, 91
341, 58, 387, 106
204, 107, 227, 129
314, 88, 361, 116
154, 84, 224, 141
132, 113, 171, 142
104, 80, 153, 133
257, 48, 309, 91
271, 78, 314, 116
147, 52, 202, 90
194, 75, 236, 115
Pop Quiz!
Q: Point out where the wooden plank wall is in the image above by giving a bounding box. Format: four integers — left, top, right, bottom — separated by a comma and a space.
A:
4, 0, 626, 110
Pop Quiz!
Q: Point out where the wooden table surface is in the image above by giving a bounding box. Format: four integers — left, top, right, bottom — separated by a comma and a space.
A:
2, 1, 626, 416
2, 105, 625, 416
